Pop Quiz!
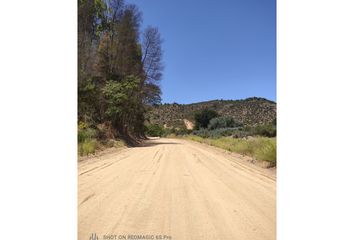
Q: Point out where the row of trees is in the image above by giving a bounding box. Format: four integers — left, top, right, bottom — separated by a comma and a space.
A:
193, 109, 276, 138
78, 0, 163, 138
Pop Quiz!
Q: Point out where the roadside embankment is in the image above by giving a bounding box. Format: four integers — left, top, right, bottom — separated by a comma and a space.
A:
173, 135, 276, 167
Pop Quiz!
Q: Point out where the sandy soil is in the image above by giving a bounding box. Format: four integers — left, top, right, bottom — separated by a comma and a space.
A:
183, 119, 195, 130
78, 138, 276, 240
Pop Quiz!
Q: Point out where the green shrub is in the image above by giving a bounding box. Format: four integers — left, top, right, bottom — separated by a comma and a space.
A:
254, 124, 276, 137
194, 109, 218, 129
208, 116, 242, 130
78, 127, 96, 143
161, 128, 173, 137
175, 128, 192, 136
192, 124, 277, 139
145, 124, 164, 137
192, 128, 210, 138
78, 139, 98, 156
193, 127, 245, 139
209, 128, 237, 138
231, 130, 251, 138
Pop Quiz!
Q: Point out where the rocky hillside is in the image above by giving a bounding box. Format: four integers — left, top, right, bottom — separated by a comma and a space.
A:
146, 97, 276, 129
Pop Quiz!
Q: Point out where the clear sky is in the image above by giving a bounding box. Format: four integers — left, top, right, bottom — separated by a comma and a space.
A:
128, 0, 276, 104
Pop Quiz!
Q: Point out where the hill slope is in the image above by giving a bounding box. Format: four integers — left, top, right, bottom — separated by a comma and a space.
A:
146, 97, 276, 129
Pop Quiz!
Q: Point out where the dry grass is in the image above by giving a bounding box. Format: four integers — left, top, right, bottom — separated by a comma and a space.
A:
180, 135, 276, 166
78, 139, 126, 156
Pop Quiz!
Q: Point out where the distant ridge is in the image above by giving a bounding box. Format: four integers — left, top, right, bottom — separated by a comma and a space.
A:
146, 97, 276, 129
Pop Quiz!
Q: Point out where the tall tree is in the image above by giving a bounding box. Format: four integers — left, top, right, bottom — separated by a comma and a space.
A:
78, 0, 163, 139
194, 109, 219, 129
78, 0, 105, 123
141, 26, 163, 105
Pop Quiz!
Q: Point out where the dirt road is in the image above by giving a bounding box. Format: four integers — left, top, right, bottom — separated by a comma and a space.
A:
78, 138, 276, 240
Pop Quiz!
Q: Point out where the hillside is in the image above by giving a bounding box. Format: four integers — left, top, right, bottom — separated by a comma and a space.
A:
146, 97, 276, 129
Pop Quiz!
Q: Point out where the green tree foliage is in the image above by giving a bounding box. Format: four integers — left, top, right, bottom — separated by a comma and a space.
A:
194, 109, 219, 130
102, 76, 139, 120
145, 124, 164, 137
208, 116, 242, 130
254, 124, 276, 137
78, 0, 163, 139
78, 121, 97, 143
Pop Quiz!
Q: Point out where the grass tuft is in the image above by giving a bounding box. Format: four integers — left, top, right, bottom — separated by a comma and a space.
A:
78, 139, 98, 156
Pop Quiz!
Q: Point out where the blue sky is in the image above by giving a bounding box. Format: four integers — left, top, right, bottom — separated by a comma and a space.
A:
128, 0, 276, 103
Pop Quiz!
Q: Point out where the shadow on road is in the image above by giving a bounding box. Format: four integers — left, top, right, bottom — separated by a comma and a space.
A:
137, 139, 181, 147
